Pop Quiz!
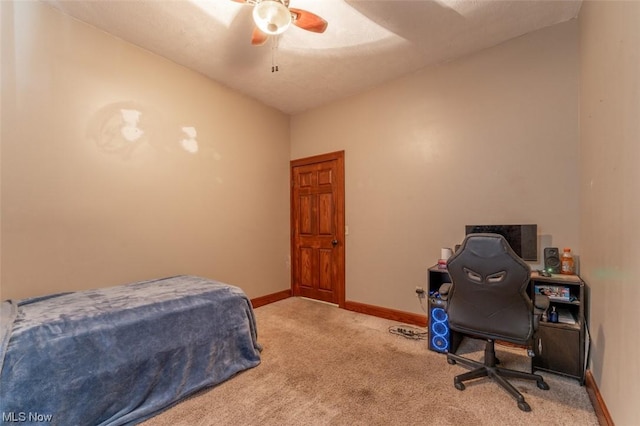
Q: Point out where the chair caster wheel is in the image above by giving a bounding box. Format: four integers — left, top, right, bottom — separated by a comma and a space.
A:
537, 380, 550, 390
454, 381, 465, 391
447, 358, 456, 365
518, 401, 531, 412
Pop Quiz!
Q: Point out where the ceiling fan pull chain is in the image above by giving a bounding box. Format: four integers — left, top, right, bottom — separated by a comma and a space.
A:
272, 35, 280, 72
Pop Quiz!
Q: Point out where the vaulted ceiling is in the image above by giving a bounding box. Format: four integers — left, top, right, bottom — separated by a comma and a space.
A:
43, 0, 582, 114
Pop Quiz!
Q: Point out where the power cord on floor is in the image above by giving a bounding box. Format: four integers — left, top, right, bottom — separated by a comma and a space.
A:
386, 286, 430, 339
388, 325, 429, 340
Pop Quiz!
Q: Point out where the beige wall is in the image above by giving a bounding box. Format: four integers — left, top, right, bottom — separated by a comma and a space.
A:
291, 21, 580, 314
579, 2, 640, 424
0, 1, 291, 300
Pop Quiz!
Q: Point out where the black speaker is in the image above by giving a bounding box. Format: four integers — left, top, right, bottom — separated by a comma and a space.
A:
428, 296, 450, 353
544, 247, 561, 274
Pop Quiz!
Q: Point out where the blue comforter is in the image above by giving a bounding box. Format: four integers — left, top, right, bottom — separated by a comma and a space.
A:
0, 276, 261, 425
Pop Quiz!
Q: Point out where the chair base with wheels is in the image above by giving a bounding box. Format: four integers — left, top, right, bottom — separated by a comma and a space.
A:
446, 339, 549, 412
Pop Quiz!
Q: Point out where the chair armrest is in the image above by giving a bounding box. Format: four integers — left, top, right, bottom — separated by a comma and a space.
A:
532, 295, 550, 332
438, 283, 452, 300
534, 294, 550, 313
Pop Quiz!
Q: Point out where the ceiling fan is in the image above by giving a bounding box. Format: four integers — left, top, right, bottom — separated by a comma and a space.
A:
233, 0, 328, 45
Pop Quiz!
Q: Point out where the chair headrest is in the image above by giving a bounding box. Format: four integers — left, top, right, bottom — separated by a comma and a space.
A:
448, 233, 530, 280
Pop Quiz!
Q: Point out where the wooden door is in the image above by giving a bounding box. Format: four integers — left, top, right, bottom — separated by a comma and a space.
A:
291, 151, 345, 306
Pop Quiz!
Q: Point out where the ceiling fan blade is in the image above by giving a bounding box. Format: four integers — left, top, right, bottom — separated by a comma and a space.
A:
289, 8, 328, 33
251, 26, 269, 46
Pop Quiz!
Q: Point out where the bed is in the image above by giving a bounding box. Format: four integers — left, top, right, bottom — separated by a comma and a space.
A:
0, 275, 262, 425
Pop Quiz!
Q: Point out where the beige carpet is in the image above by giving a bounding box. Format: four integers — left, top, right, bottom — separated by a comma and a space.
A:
143, 297, 598, 425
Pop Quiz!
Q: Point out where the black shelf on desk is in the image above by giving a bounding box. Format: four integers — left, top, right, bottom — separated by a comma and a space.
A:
530, 272, 586, 384
427, 266, 451, 294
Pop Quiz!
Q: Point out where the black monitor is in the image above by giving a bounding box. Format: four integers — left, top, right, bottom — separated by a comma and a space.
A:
464, 224, 538, 261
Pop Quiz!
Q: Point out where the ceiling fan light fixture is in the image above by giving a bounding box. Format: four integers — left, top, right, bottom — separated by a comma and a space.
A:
253, 0, 292, 35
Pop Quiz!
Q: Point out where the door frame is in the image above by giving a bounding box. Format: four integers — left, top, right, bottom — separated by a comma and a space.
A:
290, 150, 345, 308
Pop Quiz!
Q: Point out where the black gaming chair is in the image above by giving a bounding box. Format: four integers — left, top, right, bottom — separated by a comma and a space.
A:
444, 233, 550, 412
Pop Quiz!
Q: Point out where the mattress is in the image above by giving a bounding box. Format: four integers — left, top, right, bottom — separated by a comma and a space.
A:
0, 275, 261, 425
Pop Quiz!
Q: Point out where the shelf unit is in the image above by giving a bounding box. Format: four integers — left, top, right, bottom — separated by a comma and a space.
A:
530, 272, 586, 383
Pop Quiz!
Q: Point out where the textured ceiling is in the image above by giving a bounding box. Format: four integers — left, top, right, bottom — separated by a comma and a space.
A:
42, 0, 582, 114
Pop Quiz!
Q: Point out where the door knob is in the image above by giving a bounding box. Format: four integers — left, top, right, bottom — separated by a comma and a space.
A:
331, 239, 338, 247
